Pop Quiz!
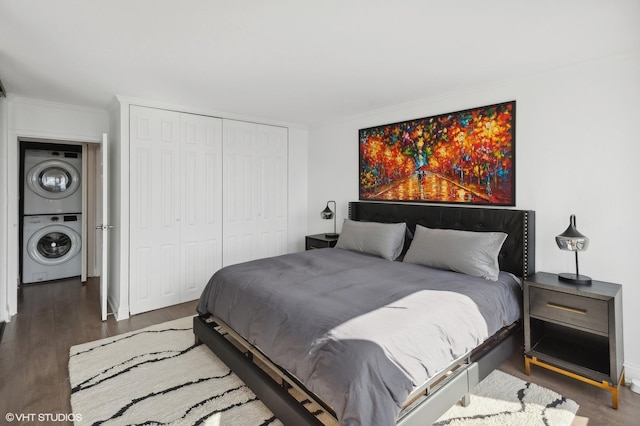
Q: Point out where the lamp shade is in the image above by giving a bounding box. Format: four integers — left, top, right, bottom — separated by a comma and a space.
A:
555, 214, 589, 251
321, 205, 334, 220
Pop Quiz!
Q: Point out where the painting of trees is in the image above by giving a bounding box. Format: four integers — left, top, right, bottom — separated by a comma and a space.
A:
359, 101, 515, 205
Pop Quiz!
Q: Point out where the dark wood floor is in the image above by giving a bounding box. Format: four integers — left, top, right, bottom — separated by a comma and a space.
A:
0, 277, 197, 425
1, 278, 638, 425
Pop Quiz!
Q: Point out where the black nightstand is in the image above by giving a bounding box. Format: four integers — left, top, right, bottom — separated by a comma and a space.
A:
524, 272, 624, 408
305, 234, 339, 250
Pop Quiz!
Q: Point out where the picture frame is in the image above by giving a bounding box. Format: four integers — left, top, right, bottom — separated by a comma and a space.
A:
359, 101, 515, 205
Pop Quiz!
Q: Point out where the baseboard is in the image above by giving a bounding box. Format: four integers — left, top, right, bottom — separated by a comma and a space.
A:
108, 295, 129, 321
624, 362, 640, 384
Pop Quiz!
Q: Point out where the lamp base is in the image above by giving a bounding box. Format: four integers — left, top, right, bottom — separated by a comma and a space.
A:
558, 272, 592, 285
324, 233, 339, 239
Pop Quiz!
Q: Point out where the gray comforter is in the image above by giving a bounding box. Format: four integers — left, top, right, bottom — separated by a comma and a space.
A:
197, 248, 522, 425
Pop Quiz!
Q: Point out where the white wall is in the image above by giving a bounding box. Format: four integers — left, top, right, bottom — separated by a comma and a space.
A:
287, 126, 309, 252
0, 97, 109, 318
307, 53, 640, 381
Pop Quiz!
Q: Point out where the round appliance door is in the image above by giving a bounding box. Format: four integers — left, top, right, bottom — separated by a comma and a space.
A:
26, 225, 82, 266
26, 159, 81, 200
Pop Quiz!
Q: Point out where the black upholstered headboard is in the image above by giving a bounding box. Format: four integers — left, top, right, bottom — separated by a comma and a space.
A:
348, 201, 535, 278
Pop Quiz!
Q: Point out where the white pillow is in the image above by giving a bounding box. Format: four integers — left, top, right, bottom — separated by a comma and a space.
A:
335, 220, 406, 260
403, 224, 507, 281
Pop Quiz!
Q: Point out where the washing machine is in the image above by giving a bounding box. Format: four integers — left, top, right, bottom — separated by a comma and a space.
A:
23, 149, 82, 215
22, 214, 82, 284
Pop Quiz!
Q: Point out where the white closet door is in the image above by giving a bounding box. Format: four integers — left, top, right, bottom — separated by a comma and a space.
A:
256, 124, 288, 259
222, 120, 259, 266
129, 106, 182, 314
180, 113, 223, 302
223, 119, 288, 266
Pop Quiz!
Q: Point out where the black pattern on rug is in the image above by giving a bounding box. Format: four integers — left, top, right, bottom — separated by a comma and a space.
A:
71, 343, 199, 394
70, 318, 281, 425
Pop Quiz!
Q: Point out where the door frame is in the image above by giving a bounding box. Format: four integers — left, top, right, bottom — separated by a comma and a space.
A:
6, 131, 103, 318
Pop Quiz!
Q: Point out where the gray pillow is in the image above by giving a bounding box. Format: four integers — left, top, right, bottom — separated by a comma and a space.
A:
335, 219, 406, 260
403, 224, 507, 281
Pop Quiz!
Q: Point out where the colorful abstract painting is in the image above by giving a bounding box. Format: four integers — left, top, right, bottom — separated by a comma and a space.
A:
359, 101, 515, 205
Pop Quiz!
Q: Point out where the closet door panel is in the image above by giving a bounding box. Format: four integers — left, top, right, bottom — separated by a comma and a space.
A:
180, 113, 223, 301
222, 120, 259, 267
256, 124, 288, 258
222, 120, 287, 265
129, 106, 182, 314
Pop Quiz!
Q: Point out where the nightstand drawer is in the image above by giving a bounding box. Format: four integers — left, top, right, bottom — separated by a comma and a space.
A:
529, 287, 608, 334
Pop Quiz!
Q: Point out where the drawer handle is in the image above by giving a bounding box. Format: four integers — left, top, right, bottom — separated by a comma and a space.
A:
546, 302, 587, 315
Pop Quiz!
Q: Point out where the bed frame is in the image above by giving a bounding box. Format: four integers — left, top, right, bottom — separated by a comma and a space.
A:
194, 201, 535, 425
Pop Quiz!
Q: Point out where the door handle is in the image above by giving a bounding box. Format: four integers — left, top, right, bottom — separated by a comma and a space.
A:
96, 225, 115, 230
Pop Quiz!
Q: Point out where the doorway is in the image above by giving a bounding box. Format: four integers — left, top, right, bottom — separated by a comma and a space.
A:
17, 138, 104, 316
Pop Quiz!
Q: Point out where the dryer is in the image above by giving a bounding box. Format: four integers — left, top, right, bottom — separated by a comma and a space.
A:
22, 214, 82, 284
23, 149, 82, 215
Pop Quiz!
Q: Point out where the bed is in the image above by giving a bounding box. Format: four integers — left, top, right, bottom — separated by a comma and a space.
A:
194, 201, 535, 425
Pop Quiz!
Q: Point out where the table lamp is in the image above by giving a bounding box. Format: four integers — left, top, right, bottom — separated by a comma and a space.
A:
555, 214, 591, 284
321, 200, 338, 238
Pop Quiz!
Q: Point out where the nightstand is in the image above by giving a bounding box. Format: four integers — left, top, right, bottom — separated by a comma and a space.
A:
524, 272, 624, 408
305, 233, 339, 250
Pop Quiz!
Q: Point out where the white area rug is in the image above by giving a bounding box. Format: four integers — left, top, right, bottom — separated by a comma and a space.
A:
433, 370, 579, 425
69, 317, 578, 425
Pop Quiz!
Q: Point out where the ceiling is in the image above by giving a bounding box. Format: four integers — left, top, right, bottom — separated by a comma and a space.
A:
1, 1, 639, 125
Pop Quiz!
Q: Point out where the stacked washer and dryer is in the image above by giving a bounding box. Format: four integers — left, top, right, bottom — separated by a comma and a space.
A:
22, 149, 83, 284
